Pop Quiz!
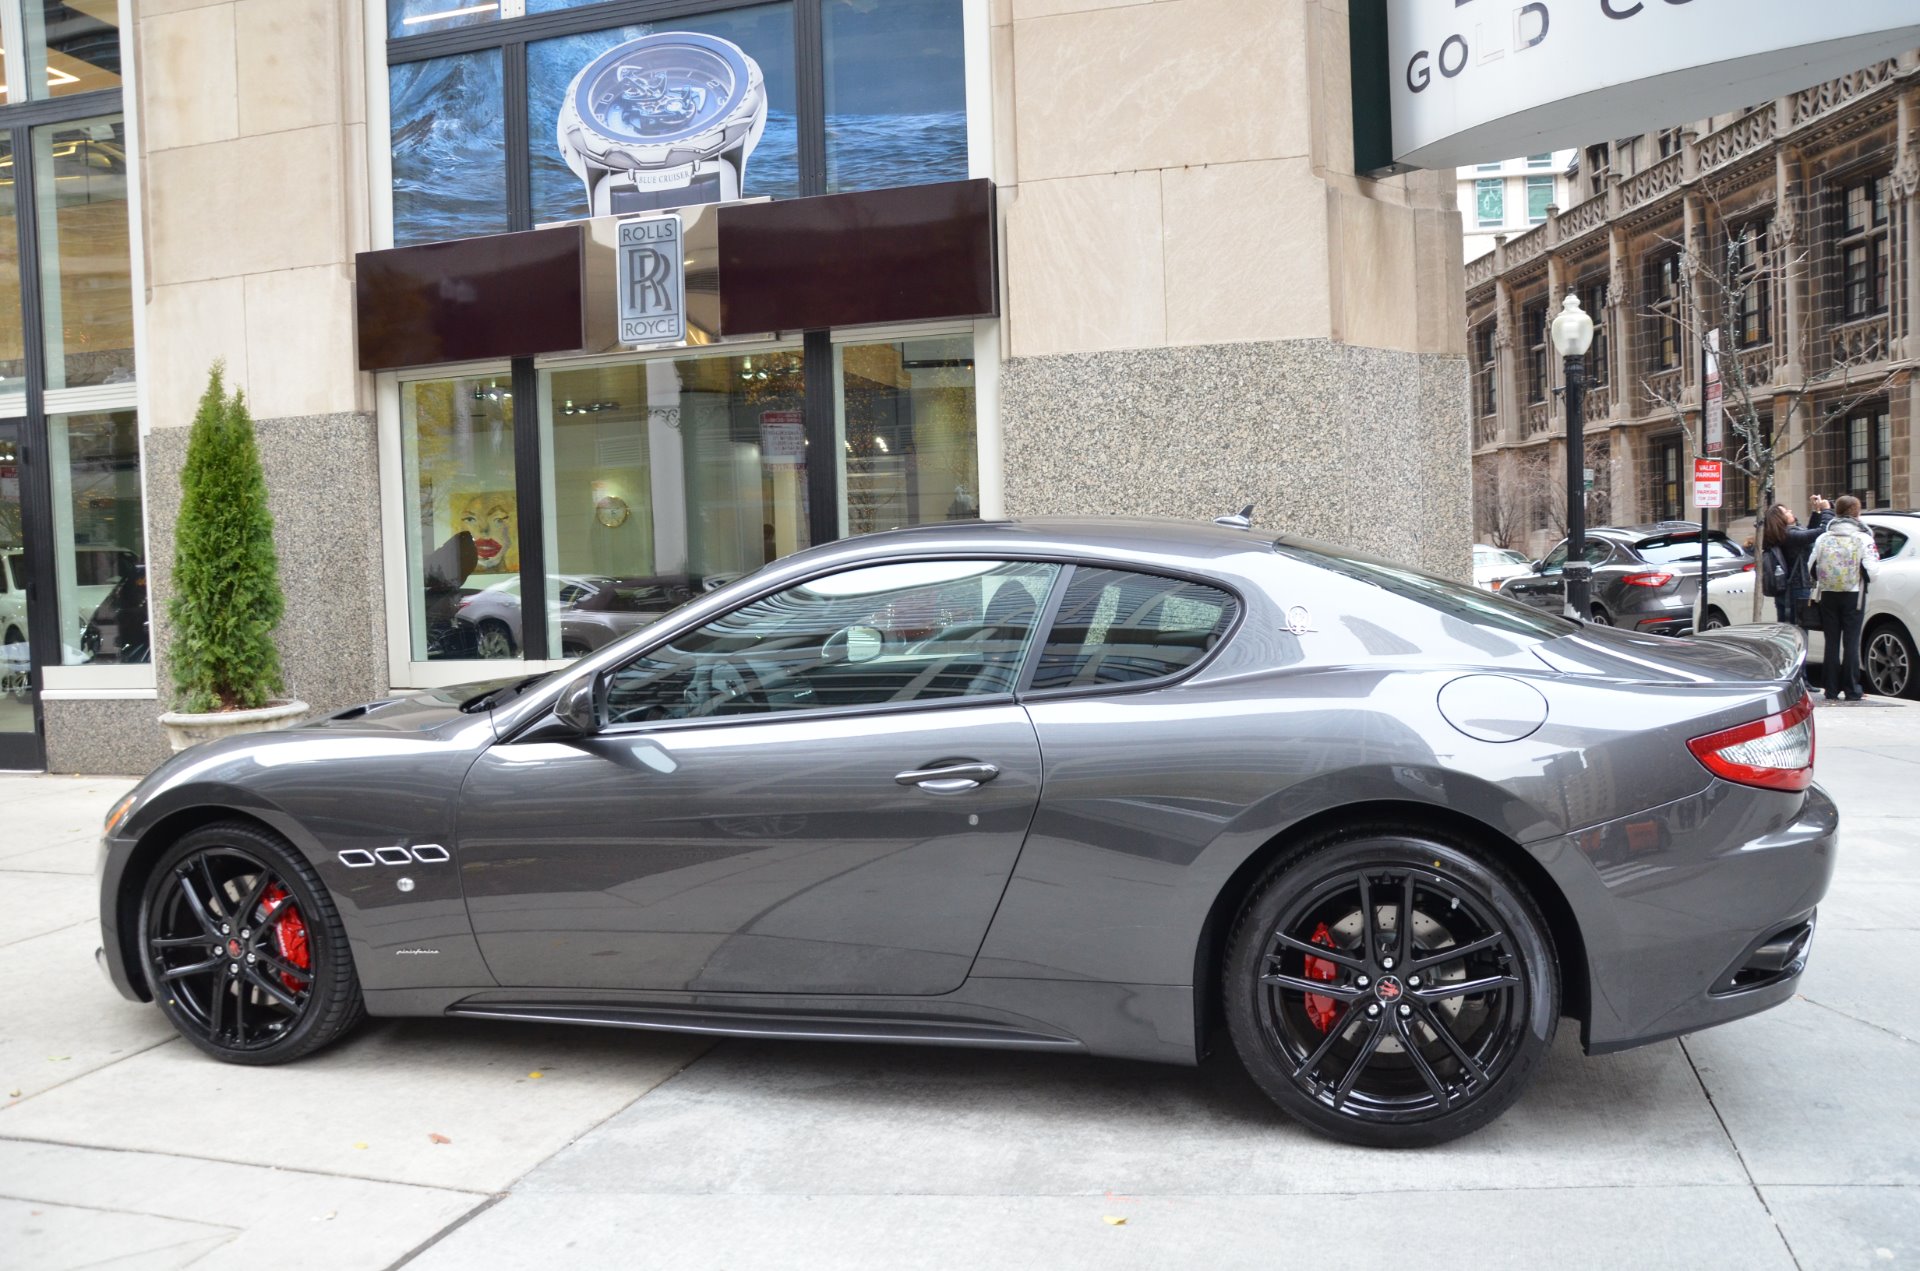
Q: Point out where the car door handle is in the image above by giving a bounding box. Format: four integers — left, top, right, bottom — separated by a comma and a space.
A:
895, 761, 1000, 794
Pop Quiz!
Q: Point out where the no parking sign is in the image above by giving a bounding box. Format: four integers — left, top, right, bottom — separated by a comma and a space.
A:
1694, 458, 1724, 509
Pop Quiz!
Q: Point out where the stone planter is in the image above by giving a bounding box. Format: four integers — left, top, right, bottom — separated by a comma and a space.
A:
159, 699, 310, 753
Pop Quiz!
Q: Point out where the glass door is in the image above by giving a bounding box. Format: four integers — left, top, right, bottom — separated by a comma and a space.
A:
0, 417, 43, 769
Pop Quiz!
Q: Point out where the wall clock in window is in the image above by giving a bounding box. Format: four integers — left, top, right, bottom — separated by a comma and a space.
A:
595, 495, 631, 528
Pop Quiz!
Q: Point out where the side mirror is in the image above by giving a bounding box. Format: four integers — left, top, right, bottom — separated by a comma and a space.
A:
553, 674, 599, 734
1531, 561, 1546, 574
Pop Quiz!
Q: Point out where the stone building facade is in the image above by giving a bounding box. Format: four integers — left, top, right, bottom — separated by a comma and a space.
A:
1467, 54, 1920, 558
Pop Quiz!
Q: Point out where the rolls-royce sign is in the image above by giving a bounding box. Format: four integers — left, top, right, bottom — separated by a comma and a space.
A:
1354, 0, 1920, 174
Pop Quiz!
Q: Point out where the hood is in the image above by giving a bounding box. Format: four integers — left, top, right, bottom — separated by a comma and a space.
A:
297, 679, 524, 735
1534, 621, 1804, 685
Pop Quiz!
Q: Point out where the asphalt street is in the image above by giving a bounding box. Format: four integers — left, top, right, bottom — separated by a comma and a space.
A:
2, 697, 1915, 1270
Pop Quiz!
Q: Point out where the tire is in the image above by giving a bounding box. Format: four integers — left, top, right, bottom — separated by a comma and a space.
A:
1702, 608, 1730, 632
1864, 621, 1918, 700
1588, 606, 1612, 626
1223, 828, 1559, 1148
475, 619, 517, 660
3, 625, 21, 646
136, 821, 364, 1065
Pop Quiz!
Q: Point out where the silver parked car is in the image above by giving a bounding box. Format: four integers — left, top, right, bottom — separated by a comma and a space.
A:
97, 517, 1831, 1147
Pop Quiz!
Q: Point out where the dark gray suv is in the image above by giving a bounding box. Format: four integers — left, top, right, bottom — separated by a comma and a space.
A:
1502, 523, 1753, 634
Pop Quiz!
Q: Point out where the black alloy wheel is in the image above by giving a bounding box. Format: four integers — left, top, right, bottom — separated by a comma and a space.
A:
137, 822, 364, 1064
1224, 832, 1558, 1147
1865, 622, 1917, 699
1588, 606, 1612, 626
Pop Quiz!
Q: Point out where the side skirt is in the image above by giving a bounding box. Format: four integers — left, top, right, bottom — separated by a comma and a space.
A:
446, 1002, 1082, 1051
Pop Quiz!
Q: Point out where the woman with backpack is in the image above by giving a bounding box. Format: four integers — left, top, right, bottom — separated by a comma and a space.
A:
1759, 498, 1831, 624
1811, 494, 1881, 701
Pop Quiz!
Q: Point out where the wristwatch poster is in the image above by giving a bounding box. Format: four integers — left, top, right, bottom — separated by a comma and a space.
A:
557, 31, 769, 216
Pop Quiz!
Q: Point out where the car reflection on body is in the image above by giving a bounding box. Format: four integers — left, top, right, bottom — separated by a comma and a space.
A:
1500, 523, 1753, 634
96, 516, 1833, 1147
1701, 509, 1920, 699
454, 573, 694, 659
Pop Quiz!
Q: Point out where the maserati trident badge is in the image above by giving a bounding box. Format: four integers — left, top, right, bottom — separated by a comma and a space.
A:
557, 31, 768, 216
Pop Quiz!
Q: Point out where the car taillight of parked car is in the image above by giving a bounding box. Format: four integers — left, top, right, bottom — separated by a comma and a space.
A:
1622, 571, 1674, 587
1686, 695, 1815, 792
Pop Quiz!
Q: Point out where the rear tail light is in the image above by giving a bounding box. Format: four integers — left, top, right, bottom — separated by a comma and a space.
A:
1687, 695, 1815, 792
1741, 562, 1755, 572
1623, 571, 1675, 587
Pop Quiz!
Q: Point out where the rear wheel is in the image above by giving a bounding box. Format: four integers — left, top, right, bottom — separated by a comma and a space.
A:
474, 618, 516, 659
1865, 621, 1917, 699
1588, 606, 1612, 626
1223, 830, 1558, 1147
136, 822, 364, 1065
1702, 608, 1730, 631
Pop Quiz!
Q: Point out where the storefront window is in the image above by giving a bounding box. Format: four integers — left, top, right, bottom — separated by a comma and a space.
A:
34, 115, 132, 391
835, 336, 978, 537
401, 375, 523, 661
49, 410, 144, 665
823, 0, 967, 194
0, 136, 24, 398
10, 1, 120, 102
390, 50, 510, 248
542, 348, 806, 657
527, 5, 797, 224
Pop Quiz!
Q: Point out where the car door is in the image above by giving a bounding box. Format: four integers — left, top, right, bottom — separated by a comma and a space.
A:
1502, 542, 1567, 611
457, 558, 1060, 996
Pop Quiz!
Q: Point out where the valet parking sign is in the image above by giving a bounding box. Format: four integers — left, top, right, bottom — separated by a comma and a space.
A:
617, 214, 685, 347
1694, 459, 1724, 510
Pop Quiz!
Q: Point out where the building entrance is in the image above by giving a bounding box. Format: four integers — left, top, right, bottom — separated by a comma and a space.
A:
0, 419, 44, 770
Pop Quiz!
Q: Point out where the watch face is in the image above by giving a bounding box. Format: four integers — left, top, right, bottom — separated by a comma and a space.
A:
574, 32, 757, 148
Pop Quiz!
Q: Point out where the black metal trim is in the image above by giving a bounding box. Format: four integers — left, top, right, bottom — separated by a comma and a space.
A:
793, 0, 825, 196
0, 87, 123, 129
510, 356, 550, 661
7, 123, 53, 770
503, 42, 533, 232
801, 330, 836, 547
388, 0, 788, 63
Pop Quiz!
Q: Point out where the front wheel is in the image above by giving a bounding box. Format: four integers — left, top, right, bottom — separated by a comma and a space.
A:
1701, 607, 1730, 631
136, 822, 364, 1065
1865, 622, 1918, 699
1223, 831, 1558, 1147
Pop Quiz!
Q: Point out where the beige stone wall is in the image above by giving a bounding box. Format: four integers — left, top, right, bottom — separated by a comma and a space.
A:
994, 0, 1466, 362
135, 0, 370, 431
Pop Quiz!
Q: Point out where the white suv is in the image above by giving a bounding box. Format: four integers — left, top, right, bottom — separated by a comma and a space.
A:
1703, 511, 1919, 698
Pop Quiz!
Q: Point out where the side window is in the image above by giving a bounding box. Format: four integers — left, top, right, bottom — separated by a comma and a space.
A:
1871, 527, 1906, 559
1027, 567, 1237, 692
1541, 545, 1568, 573
600, 560, 1059, 725
1584, 542, 1611, 567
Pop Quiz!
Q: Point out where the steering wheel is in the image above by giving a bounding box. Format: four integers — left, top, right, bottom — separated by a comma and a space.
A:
685, 658, 767, 716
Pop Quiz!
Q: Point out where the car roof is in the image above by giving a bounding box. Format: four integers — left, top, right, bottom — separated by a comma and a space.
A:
820, 516, 1288, 563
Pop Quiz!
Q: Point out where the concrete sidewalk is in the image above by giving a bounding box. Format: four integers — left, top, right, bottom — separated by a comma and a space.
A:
2, 701, 1915, 1269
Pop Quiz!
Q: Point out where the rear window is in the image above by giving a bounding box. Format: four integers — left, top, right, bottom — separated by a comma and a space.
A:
1028, 567, 1237, 691
1274, 539, 1578, 639
1635, 535, 1743, 564
1871, 525, 1908, 559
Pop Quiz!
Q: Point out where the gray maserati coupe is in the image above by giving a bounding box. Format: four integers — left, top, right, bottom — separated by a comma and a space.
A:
96, 517, 1833, 1147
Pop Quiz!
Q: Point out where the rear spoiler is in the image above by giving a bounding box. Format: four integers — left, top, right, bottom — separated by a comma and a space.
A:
1691, 623, 1807, 683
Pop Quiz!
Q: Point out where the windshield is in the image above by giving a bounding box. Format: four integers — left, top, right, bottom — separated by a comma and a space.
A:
1635, 535, 1743, 565
1275, 537, 1579, 638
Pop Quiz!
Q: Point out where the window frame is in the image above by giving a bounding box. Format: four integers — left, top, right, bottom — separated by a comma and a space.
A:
1474, 177, 1505, 228
1843, 400, 1891, 507
1577, 276, 1609, 387
1524, 174, 1553, 224
1648, 250, 1683, 371
1726, 217, 1772, 349
1836, 173, 1891, 322
1016, 562, 1244, 700
1472, 321, 1497, 419
1522, 300, 1548, 404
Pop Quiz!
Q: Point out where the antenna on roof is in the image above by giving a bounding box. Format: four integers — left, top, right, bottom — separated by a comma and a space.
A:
1214, 504, 1255, 530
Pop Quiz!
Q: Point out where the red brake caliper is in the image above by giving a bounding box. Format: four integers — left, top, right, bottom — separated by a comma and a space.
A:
259, 885, 311, 992
1303, 921, 1340, 1033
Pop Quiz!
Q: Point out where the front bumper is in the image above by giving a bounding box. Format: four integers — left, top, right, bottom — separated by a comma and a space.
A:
1543, 780, 1837, 1055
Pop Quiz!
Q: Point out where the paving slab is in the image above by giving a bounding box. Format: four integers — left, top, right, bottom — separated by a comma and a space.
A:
408, 1185, 1797, 1271
0, 920, 175, 1102
1684, 996, 1920, 1186
1815, 880, 1920, 930
511, 1030, 1742, 1200
1795, 929, 1920, 1043
1763, 1184, 1920, 1271
0, 1139, 487, 1271
0, 1015, 710, 1193
0, 837, 99, 874
0, 1197, 232, 1271
0, 871, 96, 947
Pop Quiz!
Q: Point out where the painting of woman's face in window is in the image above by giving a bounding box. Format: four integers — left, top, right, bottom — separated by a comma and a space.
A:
455, 491, 518, 573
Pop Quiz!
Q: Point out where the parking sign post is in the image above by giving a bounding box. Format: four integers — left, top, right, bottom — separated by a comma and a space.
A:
1694, 459, 1723, 631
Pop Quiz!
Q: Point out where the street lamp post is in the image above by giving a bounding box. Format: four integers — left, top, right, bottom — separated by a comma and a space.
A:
1551, 293, 1597, 621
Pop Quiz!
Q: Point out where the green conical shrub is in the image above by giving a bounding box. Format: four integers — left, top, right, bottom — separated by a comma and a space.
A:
169, 363, 285, 713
